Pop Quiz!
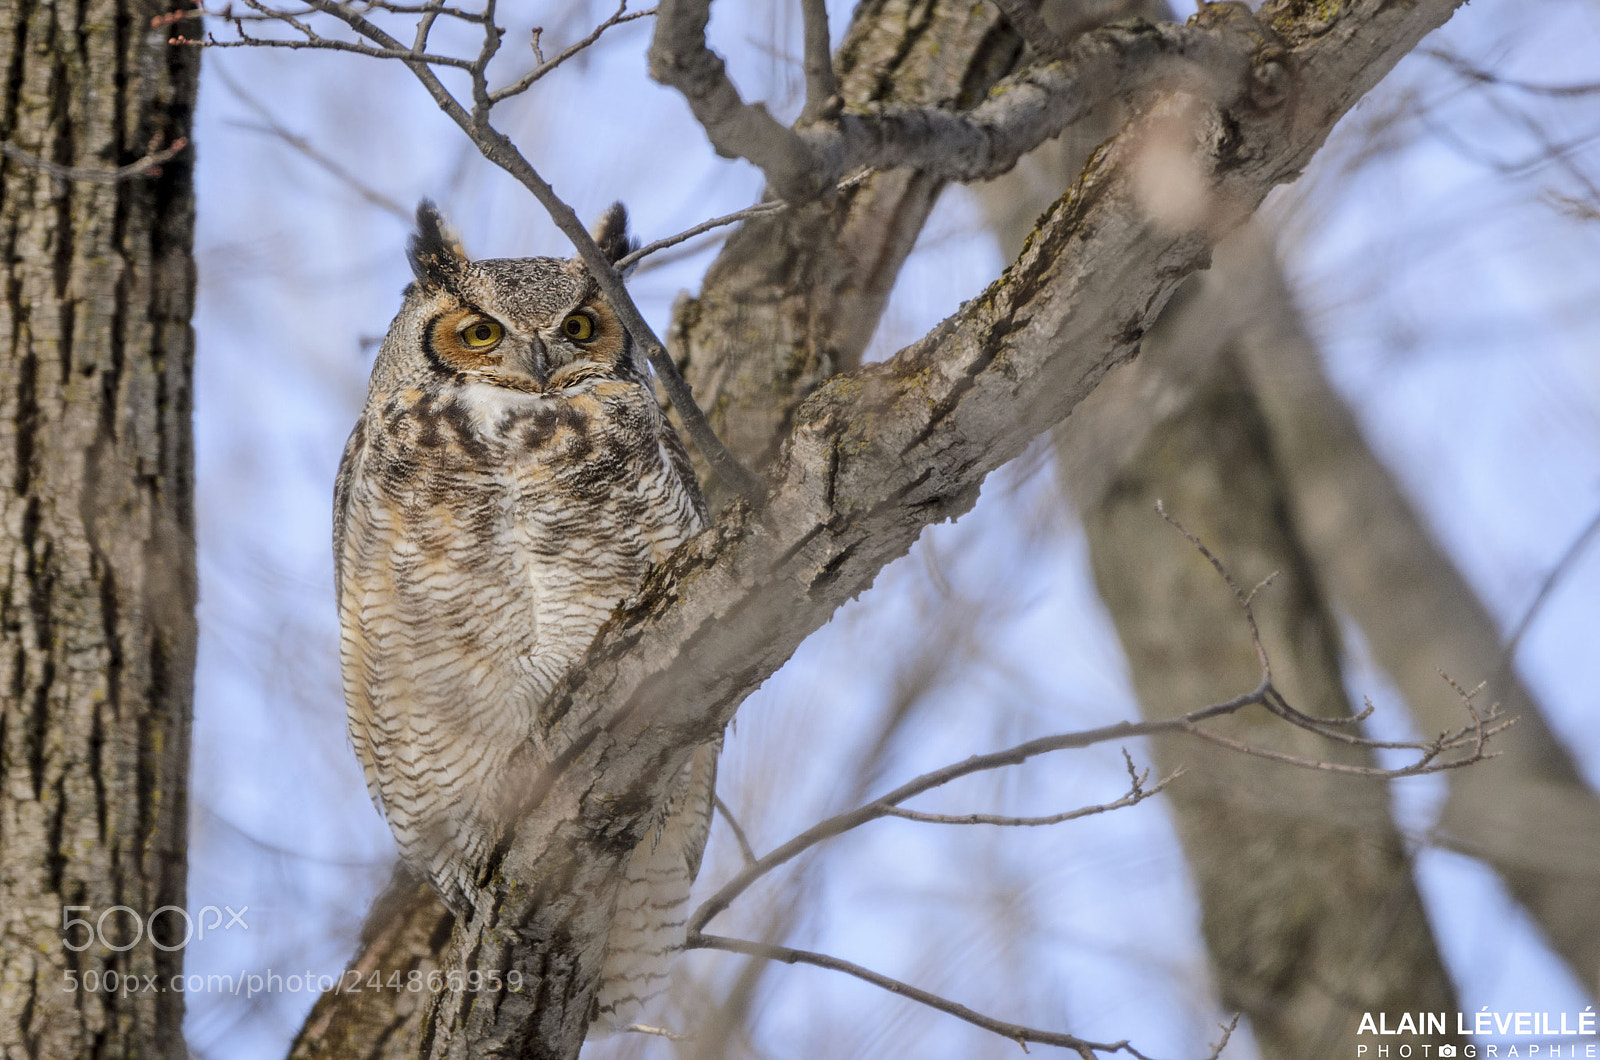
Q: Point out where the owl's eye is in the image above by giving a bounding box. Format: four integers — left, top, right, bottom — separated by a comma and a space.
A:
459, 319, 503, 349
561, 312, 596, 342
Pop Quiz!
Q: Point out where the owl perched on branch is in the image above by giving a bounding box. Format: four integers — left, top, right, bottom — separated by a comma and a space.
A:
334, 202, 718, 1029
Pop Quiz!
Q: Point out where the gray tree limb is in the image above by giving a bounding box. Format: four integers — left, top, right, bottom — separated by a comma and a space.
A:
1049, 210, 1600, 1008
651, 0, 1279, 201
667, 0, 1029, 506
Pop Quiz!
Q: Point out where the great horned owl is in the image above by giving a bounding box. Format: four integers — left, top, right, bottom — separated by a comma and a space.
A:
333, 201, 718, 1030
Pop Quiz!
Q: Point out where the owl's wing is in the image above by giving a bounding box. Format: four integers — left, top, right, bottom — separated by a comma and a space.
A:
659, 419, 708, 525
331, 414, 369, 604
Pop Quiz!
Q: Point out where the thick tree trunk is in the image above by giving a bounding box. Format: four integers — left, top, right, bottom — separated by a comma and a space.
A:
0, 3, 199, 1058
1076, 352, 1460, 1058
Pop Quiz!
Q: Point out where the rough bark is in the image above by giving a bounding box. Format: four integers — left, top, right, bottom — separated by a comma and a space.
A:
287, 868, 454, 1060
407, 2, 1474, 1056
1218, 230, 1600, 998
0, 2, 199, 1058
1077, 352, 1461, 1058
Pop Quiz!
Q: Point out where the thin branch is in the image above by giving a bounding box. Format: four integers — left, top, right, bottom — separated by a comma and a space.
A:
689, 933, 1161, 1059
615, 200, 786, 270
879, 787, 1165, 826
797, 0, 837, 122
884, 750, 1176, 826
617, 168, 874, 270
489, 3, 658, 104
651, 0, 1264, 201
175, 0, 478, 67
0, 137, 188, 183
1424, 47, 1600, 98
713, 794, 758, 868
1178, 711, 1510, 778
1156, 499, 1274, 680
622, 1022, 689, 1040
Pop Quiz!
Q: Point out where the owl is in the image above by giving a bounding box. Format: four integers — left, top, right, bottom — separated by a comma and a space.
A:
333, 201, 719, 1030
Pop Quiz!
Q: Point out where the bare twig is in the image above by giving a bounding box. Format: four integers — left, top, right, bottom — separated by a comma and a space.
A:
883, 749, 1176, 826
617, 168, 875, 270
797, 0, 838, 122
1424, 47, 1600, 98
651, 0, 1262, 201
489, 3, 657, 103
623, 1022, 689, 1040
1205, 1016, 1241, 1060
713, 794, 758, 868
615, 200, 786, 270
0, 137, 188, 183
689, 933, 1162, 1059
1156, 499, 1274, 679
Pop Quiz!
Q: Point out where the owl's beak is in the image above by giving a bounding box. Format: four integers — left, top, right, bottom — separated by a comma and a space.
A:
519, 333, 550, 388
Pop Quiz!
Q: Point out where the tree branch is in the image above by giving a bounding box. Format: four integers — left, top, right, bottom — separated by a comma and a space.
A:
651, 0, 1281, 201
798, 0, 838, 122
0, 136, 188, 183
488, 3, 658, 105
689, 932, 1179, 1059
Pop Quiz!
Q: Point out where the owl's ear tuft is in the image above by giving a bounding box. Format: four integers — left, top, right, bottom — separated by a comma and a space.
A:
408, 200, 468, 289
592, 202, 637, 271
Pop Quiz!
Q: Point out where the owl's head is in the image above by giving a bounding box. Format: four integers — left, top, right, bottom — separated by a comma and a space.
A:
371, 200, 640, 393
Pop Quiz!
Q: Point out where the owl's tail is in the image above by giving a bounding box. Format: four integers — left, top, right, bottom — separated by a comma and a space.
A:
591, 737, 721, 1035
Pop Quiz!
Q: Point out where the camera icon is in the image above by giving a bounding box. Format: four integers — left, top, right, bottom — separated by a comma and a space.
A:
1438, 1047, 1457, 1057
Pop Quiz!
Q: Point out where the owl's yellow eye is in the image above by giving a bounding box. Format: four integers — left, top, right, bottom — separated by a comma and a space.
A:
562, 312, 596, 342
459, 319, 503, 349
